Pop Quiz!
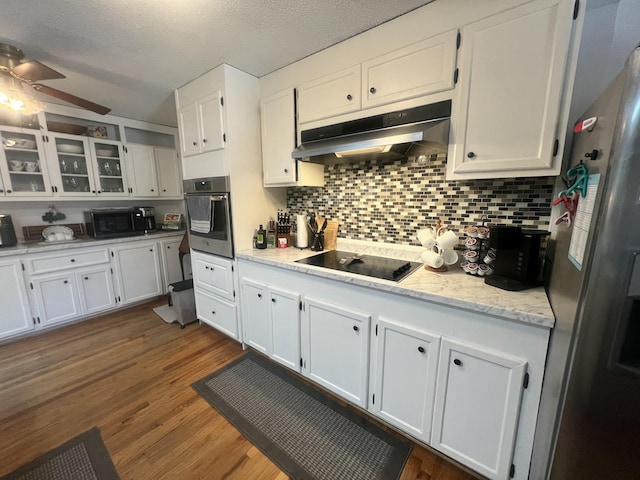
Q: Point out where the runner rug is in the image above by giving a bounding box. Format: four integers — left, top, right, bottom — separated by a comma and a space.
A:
193, 352, 411, 480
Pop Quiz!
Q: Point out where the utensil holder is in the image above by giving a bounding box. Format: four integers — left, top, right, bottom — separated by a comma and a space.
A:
310, 232, 324, 251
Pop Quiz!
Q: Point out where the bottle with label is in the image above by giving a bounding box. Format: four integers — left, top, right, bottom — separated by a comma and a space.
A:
256, 224, 267, 249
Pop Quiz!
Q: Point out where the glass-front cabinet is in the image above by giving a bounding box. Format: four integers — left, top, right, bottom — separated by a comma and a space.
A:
45, 133, 128, 197
0, 127, 52, 197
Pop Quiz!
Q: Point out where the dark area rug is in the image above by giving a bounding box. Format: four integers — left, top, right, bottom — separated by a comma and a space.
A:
1, 427, 120, 480
193, 351, 411, 480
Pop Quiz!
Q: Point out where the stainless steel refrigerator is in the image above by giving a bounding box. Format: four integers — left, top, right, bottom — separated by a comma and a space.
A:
532, 45, 640, 479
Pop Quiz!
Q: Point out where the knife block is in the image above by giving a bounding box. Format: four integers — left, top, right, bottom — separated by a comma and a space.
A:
323, 221, 339, 250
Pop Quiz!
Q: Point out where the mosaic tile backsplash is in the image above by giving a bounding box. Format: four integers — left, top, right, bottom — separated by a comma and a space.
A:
286, 154, 555, 246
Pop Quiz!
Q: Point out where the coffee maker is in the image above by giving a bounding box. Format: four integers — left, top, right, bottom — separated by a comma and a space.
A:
137, 207, 156, 231
0, 215, 17, 247
484, 226, 549, 291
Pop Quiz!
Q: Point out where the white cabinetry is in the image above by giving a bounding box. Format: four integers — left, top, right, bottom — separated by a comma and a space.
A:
177, 91, 225, 157
0, 258, 34, 340
373, 317, 440, 443
260, 89, 324, 187
448, 0, 575, 179
431, 338, 527, 480
0, 127, 51, 197
126, 144, 181, 198
302, 297, 370, 408
296, 30, 458, 127
111, 241, 163, 305
192, 249, 239, 340
25, 247, 115, 326
361, 30, 458, 110
240, 279, 270, 355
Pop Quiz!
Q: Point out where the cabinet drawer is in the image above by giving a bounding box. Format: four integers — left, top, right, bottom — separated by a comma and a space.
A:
192, 250, 234, 300
26, 248, 110, 274
195, 289, 238, 340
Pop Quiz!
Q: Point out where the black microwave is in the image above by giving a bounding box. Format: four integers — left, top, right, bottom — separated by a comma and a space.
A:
85, 208, 156, 239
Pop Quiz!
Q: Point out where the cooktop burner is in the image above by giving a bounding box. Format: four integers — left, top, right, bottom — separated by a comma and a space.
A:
295, 250, 422, 282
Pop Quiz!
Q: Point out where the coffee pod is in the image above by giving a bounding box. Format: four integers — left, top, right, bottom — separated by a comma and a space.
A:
420, 250, 444, 269
467, 262, 479, 274
465, 237, 480, 250
435, 230, 459, 250
464, 249, 479, 261
460, 261, 470, 273
478, 264, 490, 276
483, 250, 496, 264
442, 249, 459, 266
417, 228, 435, 247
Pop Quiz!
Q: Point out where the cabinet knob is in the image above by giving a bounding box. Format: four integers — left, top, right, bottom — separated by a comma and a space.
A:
193, 141, 198, 146
149, 248, 153, 252
284, 168, 288, 173
211, 310, 216, 315
346, 94, 353, 101
453, 358, 463, 366
7, 190, 11, 193
467, 152, 476, 159
163, 189, 166, 192
257, 293, 262, 298
167, 246, 171, 249
271, 298, 276, 303
92, 190, 96, 194
418, 346, 425, 353
353, 325, 359, 332
369, 87, 376, 94
63, 280, 68, 284
202, 138, 207, 143
84, 276, 89, 280
151, 189, 154, 192
70, 259, 75, 262
97, 190, 101, 194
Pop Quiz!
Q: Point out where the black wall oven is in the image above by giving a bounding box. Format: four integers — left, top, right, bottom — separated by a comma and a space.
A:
184, 176, 233, 258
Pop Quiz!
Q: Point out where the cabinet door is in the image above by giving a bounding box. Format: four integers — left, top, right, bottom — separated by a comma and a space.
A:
302, 297, 370, 407
0, 127, 52, 197
362, 29, 458, 109
0, 259, 34, 339
240, 279, 270, 354
31, 272, 82, 326
195, 288, 238, 340
269, 286, 300, 372
178, 103, 201, 157
431, 338, 527, 480
46, 134, 96, 196
297, 65, 361, 124
373, 318, 440, 443
160, 239, 186, 291
155, 147, 181, 197
127, 144, 158, 196
449, 0, 574, 179
112, 242, 163, 305
261, 89, 297, 185
89, 139, 128, 196
76, 266, 116, 315
191, 250, 234, 300
198, 91, 225, 153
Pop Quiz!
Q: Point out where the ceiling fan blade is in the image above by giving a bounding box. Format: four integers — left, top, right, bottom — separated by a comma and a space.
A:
31, 84, 111, 115
12, 60, 66, 82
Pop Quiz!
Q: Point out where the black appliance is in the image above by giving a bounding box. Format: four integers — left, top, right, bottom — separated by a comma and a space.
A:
484, 226, 549, 291
0, 214, 17, 247
295, 250, 421, 282
85, 207, 156, 239
184, 176, 233, 258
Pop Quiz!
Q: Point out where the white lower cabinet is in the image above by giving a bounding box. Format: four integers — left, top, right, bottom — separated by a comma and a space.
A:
31, 272, 82, 326
77, 266, 116, 315
0, 258, 34, 339
431, 338, 527, 480
192, 250, 239, 340
111, 241, 163, 305
241, 279, 270, 354
373, 317, 440, 443
268, 286, 300, 372
302, 297, 370, 408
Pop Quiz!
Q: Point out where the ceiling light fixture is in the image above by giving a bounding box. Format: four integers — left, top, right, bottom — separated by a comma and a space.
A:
0, 72, 44, 115
334, 144, 392, 158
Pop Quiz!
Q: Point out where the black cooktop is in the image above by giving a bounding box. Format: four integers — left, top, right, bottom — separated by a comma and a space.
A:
295, 250, 422, 282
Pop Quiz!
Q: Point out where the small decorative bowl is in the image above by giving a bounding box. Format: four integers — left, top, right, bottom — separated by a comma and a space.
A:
9, 160, 24, 171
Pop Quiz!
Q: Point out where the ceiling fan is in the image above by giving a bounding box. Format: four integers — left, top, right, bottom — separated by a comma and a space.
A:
0, 43, 110, 115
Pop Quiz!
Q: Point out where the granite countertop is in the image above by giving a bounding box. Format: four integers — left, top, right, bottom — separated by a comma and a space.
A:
0, 230, 185, 257
237, 239, 555, 329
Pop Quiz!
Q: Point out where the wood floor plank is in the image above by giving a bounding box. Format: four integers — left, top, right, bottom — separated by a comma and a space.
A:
0, 299, 479, 480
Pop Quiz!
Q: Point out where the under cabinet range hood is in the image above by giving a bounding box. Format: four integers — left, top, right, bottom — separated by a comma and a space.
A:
292, 100, 451, 162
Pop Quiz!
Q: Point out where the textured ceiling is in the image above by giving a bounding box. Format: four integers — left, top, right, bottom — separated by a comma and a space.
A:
0, 0, 434, 127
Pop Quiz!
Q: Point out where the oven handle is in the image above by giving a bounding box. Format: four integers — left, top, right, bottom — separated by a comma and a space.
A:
210, 195, 227, 202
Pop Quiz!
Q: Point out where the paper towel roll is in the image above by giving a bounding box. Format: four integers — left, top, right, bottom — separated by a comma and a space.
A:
296, 214, 308, 248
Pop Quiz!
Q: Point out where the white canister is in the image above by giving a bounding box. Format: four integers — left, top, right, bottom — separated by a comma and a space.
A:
296, 214, 308, 248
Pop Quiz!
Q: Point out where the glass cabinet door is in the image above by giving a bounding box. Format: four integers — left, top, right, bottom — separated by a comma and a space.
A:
90, 139, 128, 196
53, 135, 94, 195
0, 127, 51, 197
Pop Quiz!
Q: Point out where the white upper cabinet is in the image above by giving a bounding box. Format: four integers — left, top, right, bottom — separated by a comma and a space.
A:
260, 88, 324, 187
431, 338, 527, 480
178, 90, 226, 158
126, 144, 181, 198
448, 0, 575, 179
0, 127, 52, 197
361, 29, 459, 109
297, 65, 361, 124
155, 147, 182, 197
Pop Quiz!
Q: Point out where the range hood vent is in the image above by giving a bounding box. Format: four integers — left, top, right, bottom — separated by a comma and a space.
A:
292, 100, 451, 162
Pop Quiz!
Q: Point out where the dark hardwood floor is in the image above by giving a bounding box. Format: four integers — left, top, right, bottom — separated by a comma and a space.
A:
0, 299, 478, 480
